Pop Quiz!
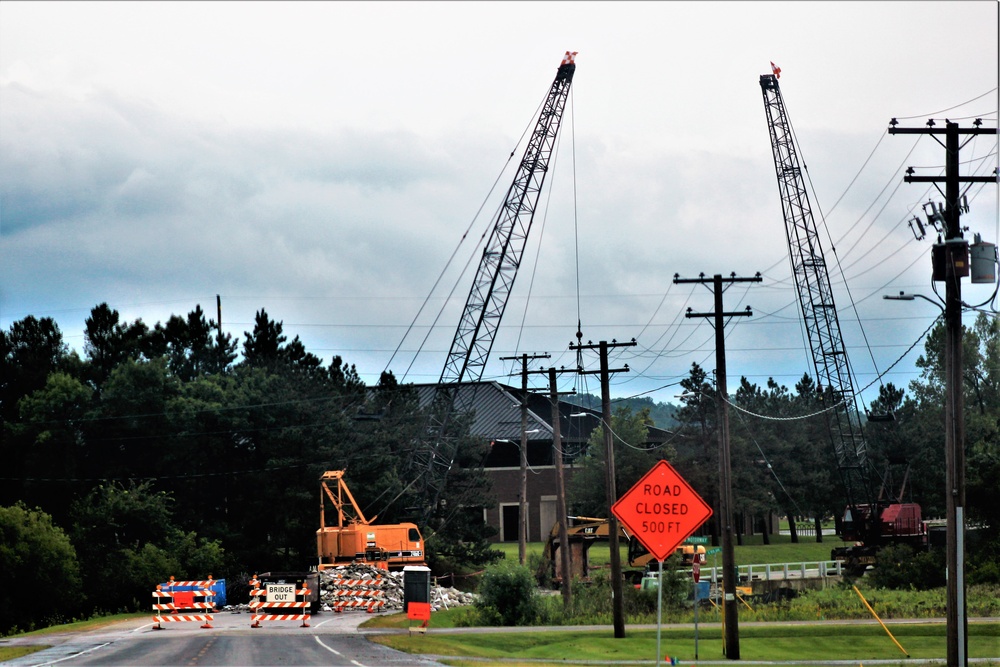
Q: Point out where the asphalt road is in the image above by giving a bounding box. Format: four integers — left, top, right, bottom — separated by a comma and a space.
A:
0, 611, 446, 667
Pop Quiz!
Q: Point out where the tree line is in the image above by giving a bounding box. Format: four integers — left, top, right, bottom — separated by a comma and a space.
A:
564, 313, 998, 577
0, 303, 491, 633
1, 302, 997, 634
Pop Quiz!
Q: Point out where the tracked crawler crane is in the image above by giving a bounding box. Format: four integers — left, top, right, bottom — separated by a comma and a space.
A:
759, 71, 924, 572
411, 52, 578, 529
316, 470, 425, 571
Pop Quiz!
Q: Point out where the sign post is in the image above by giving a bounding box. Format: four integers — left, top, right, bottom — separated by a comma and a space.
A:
693, 562, 701, 660
657, 557, 664, 667
612, 460, 713, 666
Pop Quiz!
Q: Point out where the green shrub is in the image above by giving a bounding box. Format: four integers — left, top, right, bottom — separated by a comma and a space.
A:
473, 560, 539, 626
527, 551, 552, 589
968, 535, 1000, 585
0, 503, 83, 636
69, 482, 227, 614
644, 556, 690, 608
871, 544, 945, 590
568, 570, 614, 622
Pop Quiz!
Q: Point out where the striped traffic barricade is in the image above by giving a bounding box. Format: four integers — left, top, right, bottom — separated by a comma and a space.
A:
328, 576, 386, 613
152, 576, 216, 629
249, 578, 311, 628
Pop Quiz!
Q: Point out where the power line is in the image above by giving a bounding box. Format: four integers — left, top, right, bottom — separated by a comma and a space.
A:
0, 461, 309, 484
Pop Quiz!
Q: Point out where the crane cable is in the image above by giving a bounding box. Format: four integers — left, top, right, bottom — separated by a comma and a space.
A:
782, 91, 889, 404
508, 94, 567, 374
374, 88, 549, 522
382, 96, 546, 382
733, 88, 995, 406
570, 94, 593, 401
732, 406, 806, 518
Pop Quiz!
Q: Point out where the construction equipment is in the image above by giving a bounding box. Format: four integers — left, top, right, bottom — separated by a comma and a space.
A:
543, 517, 706, 585
406, 52, 578, 531
316, 471, 425, 571
758, 71, 924, 574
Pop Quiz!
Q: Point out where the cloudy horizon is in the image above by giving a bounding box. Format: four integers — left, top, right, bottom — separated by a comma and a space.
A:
2, 1, 997, 406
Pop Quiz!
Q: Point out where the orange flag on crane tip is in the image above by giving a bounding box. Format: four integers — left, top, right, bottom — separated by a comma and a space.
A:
771, 61, 781, 79
562, 51, 578, 65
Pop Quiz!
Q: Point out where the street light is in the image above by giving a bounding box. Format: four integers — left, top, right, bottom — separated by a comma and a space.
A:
884, 286, 965, 664
883, 291, 945, 310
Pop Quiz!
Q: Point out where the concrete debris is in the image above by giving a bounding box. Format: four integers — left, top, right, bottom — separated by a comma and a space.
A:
318, 564, 478, 612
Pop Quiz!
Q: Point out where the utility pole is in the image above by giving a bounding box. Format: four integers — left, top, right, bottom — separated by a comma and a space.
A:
545, 366, 577, 610
888, 118, 996, 667
522, 364, 575, 606
674, 272, 761, 660
571, 338, 636, 639
501, 352, 550, 565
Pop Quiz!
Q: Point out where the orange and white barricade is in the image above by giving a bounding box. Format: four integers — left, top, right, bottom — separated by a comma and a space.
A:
249, 576, 311, 628
328, 576, 385, 613
152, 576, 216, 629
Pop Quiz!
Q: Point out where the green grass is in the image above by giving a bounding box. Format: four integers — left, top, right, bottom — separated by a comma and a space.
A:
495, 534, 850, 569
0, 613, 150, 664
734, 534, 847, 565
370, 622, 1000, 665
363, 607, 467, 629
1, 612, 149, 638
362, 582, 1000, 630
492, 541, 546, 561
566, 534, 848, 570
0, 646, 49, 662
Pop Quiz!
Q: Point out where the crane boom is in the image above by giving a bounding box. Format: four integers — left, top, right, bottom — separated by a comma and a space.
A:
758, 73, 924, 569
758, 73, 873, 534
442, 53, 576, 386
415, 52, 577, 527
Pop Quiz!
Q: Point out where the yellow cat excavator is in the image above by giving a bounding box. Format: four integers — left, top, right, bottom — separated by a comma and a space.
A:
543, 516, 706, 585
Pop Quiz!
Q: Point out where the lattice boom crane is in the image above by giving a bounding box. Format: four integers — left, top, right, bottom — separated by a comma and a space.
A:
414, 52, 578, 528
759, 71, 924, 573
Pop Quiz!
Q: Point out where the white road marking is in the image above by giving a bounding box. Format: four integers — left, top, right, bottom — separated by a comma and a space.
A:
314, 636, 341, 655
25, 641, 111, 666
313, 636, 368, 667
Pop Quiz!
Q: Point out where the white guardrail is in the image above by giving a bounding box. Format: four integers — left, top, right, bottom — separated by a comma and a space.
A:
692, 560, 844, 582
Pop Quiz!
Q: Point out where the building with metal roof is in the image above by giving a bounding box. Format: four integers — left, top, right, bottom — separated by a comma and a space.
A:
411, 381, 673, 542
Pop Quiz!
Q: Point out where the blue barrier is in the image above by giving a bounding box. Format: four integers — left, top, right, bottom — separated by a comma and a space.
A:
158, 578, 226, 607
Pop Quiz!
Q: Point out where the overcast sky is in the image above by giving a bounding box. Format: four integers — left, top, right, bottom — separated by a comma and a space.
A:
2, 1, 998, 407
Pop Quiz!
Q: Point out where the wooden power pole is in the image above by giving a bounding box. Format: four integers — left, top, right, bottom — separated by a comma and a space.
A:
500, 352, 550, 565
889, 118, 996, 667
572, 338, 636, 639
674, 271, 761, 660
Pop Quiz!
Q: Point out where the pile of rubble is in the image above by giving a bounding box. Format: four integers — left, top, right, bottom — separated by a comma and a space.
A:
318, 564, 478, 613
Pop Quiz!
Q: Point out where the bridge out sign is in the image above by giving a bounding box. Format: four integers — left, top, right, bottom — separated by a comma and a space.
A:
611, 460, 713, 562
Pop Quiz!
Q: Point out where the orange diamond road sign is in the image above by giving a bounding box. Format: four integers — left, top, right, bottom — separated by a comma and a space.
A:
611, 460, 713, 562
